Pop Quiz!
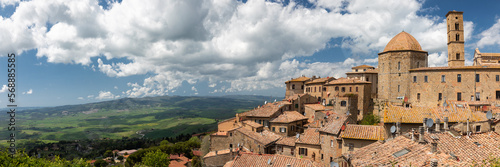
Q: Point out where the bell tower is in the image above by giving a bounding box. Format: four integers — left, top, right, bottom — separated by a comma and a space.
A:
446, 11, 464, 67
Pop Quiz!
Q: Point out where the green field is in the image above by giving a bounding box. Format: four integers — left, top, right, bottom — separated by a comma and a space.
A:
0, 95, 276, 142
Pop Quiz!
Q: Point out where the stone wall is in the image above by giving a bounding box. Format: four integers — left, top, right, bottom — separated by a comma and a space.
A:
210, 135, 231, 151
409, 68, 500, 107
286, 81, 306, 98
295, 143, 322, 162
319, 133, 343, 166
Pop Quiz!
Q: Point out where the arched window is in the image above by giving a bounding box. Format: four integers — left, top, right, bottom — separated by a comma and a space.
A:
455, 23, 459, 30
456, 34, 460, 41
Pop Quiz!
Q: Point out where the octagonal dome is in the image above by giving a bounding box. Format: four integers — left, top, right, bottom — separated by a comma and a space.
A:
382, 31, 423, 52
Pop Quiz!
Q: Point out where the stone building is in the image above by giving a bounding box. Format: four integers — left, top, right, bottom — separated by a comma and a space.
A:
304, 77, 336, 103
286, 93, 318, 115
340, 124, 386, 155
285, 76, 310, 99
378, 11, 500, 107
345, 65, 378, 98
324, 78, 371, 120
269, 111, 308, 136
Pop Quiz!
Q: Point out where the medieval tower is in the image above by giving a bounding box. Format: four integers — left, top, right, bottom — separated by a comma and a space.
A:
447, 11, 465, 67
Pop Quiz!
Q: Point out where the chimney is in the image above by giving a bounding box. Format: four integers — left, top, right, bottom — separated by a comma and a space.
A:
423, 118, 428, 129
431, 159, 438, 167
443, 117, 449, 130
435, 118, 440, 132
396, 122, 401, 135
431, 142, 437, 153
411, 128, 415, 141
466, 118, 470, 134
418, 126, 425, 143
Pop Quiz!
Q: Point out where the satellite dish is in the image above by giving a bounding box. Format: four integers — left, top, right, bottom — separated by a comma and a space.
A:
426, 118, 434, 128
486, 111, 493, 120
390, 125, 396, 133
330, 162, 339, 167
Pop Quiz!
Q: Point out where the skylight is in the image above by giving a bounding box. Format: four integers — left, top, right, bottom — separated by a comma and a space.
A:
393, 148, 411, 158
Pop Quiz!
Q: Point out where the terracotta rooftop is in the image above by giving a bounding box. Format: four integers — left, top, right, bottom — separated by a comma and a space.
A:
296, 128, 320, 145
242, 101, 291, 118
286, 93, 310, 101
305, 77, 335, 84
234, 128, 281, 146
285, 76, 310, 83
341, 125, 386, 141
242, 120, 263, 128
304, 104, 325, 111
211, 131, 228, 136
351, 65, 375, 69
224, 153, 324, 167
276, 136, 296, 146
270, 111, 308, 123
318, 113, 348, 135
325, 77, 370, 85
384, 102, 487, 123
347, 131, 500, 166
382, 31, 425, 53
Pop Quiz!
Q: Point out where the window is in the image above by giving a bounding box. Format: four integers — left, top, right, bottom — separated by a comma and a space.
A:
321, 154, 324, 160
398, 62, 401, 70
417, 62, 420, 68
413, 76, 417, 83
455, 23, 459, 30
399, 73, 401, 76
321, 136, 324, 144
335, 86, 339, 91
323, 87, 326, 91
424, 76, 428, 82
299, 148, 308, 155
229, 144, 232, 148
476, 74, 480, 82
301, 85, 304, 90
349, 87, 352, 92
497, 91, 500, 100
417, 93, 420, 100
441, 75, 446, 82
366, 77, 369, 81
292, 84, 295, 89
355, 69, 358, 72
340, 101, 347, 107
456, 34, 459, 41
348, 143, 354, 151
280, 128, 286, 133
456, 53, 460, 60
356, 87, 358, 92
330, 140, 333, 147
457, 74, 461, 82
475, 92, 480, 101
398, 85, 400, 92
438, 93, 442, 101
314, 87, 316, 92
496, 75, 499, 82
364, 69, 366, 71
476, 125, 481, 132
230, 133, 232, 137
338, 141, 342, 149
341, 87, 345, 92
258, 120, 262, 124
457, 92, 462, 101
272, 127, 275, 132
330, 157, 333, 162
291, 126, 295, 131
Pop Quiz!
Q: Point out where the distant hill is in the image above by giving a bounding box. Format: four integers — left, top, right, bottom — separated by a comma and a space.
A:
0, 95, 280, 142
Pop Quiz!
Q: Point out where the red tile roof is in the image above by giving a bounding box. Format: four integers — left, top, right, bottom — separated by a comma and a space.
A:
285, 76, 311, 83
270, 111, 308, 123
325, 77, 370, 85
276, 136, 296, 146
347, 131, 500, 166
234, 128, 281, 146
242, 101, 291, 118
318, 113, 348, 135
305, 77, 335, 84
296, 128, 320, 145
304, 104, 325, 111
341, 125, 386, 140
242, 120, 263, 128
225, 153, 324, 167
351, 65, 375, 69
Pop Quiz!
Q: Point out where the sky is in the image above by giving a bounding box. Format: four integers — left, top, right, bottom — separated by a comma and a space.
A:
1, 0, 500, 107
